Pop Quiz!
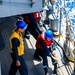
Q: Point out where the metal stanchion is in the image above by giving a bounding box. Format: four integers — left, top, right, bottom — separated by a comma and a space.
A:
72, 41, 75, 75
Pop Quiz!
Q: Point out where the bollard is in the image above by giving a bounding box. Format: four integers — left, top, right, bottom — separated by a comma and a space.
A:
49, 19, 58, 32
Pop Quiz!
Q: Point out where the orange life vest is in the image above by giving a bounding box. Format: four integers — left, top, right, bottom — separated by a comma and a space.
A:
32, 12, 40, 23
36, 33, 54, 50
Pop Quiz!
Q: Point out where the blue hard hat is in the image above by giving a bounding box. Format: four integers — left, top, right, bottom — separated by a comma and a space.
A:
45, 30, 53, 39
16, 20, 27, 30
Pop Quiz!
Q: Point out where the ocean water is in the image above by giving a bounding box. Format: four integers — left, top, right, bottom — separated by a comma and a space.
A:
54, 0, 75, 39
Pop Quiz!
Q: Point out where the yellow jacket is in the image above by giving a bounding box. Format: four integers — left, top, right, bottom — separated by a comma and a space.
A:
10, 29, 24, 56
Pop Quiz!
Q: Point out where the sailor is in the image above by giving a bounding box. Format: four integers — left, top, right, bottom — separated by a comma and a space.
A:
35, 30, 58, 75
22, 12, 41, 40
22, 12, 42, 61
9, 20, 28, 75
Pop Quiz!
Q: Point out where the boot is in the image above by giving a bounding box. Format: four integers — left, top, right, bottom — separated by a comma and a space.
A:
44, 68, 49, 75
45, 72, 49, 75
34, 49, 42, 61
24, 34, 30, 39
53, 63, 57, 74
24, 30, 30, 39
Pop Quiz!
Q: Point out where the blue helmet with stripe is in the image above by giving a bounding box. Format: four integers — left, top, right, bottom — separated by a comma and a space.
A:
16, 20, 27, 30
45, 30, 53, 39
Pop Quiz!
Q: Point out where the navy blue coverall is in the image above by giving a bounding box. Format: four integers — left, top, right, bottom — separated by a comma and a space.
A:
36, 39, 57, 74
9, 38, 28, 75
22, 13, 41, 39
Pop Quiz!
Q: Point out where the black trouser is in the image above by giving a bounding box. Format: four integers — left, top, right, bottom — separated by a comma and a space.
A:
9, 54, 28, 75
35, 48, 57, 73
25, 23, 41, 39
35, 48, 48, 67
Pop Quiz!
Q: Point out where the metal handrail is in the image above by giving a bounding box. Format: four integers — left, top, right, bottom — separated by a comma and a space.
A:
55, 40, 73, 75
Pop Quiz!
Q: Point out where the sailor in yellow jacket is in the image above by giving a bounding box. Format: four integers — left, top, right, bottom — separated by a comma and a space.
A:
9, 20, 28, 75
